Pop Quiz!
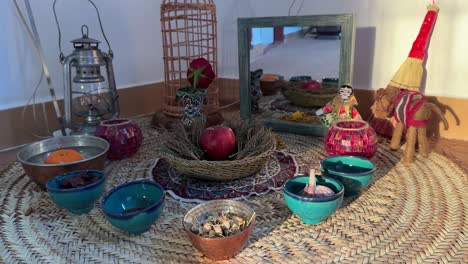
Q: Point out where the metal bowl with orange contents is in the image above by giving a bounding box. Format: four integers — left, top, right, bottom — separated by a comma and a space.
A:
260, 74, 283, 96
17, 136, 109, 190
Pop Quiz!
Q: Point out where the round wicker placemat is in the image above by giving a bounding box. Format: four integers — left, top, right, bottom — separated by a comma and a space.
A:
0, 118, 467, 263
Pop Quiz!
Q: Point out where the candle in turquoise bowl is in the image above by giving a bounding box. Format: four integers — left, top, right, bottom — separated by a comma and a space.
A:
283, 175, 344, 225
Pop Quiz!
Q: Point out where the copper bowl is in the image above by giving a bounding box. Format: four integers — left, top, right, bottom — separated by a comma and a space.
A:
260, 74, 283, 96
17, 136, 109, 190
183, 200, 256, 260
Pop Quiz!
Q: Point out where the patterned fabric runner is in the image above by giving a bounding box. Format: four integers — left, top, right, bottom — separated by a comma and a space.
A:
151, 151, 298, 203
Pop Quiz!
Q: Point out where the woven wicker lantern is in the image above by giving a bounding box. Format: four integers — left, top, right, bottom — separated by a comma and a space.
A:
160, 0, 219, 117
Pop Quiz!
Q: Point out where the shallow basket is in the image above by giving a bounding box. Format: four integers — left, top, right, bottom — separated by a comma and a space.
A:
281, 81, 337, 107
165, 144, 275, 181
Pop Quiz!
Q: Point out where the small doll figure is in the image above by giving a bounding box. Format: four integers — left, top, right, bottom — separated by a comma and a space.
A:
315, 83, 361, 127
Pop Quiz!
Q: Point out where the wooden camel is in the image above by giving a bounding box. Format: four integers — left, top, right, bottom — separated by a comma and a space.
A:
371, 86, 448, 163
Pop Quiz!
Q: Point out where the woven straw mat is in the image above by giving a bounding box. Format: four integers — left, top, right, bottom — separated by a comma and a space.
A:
0, 118, 467, 263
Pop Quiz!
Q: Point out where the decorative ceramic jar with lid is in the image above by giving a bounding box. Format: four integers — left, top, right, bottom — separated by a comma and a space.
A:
95, 119, 143, 160
324, 119, 378, 159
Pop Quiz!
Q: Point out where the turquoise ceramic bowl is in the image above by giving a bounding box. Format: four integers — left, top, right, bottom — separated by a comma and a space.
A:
46, 170, 105, 214
283, 175, 344, 225
321, 156, 376, 196
101, 180, 165, 235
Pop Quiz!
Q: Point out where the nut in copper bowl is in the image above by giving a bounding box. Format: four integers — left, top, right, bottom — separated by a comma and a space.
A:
183, 200, 256, 261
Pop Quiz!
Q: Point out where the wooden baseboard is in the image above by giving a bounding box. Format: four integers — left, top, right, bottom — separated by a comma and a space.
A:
1, 79, 466, 149
0, 79, 239, 149
0, 82, 164, 149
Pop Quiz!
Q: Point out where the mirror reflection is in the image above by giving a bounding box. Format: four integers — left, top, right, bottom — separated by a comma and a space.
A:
249, 26, 341, 126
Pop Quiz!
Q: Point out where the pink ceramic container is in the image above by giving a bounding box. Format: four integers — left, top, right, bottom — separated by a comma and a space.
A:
324, 119, 378, 159
95, 119, 143, 160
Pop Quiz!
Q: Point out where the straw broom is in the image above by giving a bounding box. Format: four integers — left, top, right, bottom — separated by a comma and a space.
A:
389, 4, 439, 91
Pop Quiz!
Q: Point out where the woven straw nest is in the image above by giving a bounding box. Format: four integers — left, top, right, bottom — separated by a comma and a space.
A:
161, 119, 275, 181
280, 81, 338, 108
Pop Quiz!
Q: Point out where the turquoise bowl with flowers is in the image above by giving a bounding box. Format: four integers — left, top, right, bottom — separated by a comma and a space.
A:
283, 175, 344, 224
101, 180, 165, 235
321, 156, 376, 196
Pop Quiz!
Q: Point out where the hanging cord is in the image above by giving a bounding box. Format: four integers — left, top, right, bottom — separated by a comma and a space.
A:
288, 0, 304, 16
20, 68, 53, 139
218, 100, 239, 110
54, 0, 113, 61
288, 0, 296, 16
52, 0, 63, 61
13, 0, 61, 139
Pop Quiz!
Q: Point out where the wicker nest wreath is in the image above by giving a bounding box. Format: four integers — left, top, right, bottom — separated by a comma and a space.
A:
161, 120, 275, 181
281, 81, 338, 108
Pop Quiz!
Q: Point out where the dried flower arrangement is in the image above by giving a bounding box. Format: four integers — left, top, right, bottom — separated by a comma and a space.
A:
280, 111, 320, 123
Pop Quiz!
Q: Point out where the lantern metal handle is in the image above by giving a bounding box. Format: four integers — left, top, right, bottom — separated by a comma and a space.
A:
81, 25, 89, 38
53, 0, 114, 63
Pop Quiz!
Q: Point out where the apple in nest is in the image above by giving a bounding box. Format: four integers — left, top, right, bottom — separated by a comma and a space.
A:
303, 80, 321, 90
200, 126, 237, 160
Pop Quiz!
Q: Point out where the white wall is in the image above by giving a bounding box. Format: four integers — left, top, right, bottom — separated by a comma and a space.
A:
0, 0, 163, 111
1, 0, 468, 111
217, 0, 468, 97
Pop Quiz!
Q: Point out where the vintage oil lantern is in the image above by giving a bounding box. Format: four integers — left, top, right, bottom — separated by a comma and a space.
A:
61, 24, 119, 135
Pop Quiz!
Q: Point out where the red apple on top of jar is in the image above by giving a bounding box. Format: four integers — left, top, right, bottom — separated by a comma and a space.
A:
303, 80, 321, 90
200, 126, 237, 161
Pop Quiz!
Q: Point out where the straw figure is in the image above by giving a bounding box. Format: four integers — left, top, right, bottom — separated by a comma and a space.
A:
372, 86, 447, 162
371, 3, 448, 163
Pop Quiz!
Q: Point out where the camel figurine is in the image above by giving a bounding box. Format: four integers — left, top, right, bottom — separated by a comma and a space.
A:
371, 85, 448, 163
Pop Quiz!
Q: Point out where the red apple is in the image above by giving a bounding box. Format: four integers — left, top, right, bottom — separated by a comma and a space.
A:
303, 80, 321, 90
200, 126, 237, 160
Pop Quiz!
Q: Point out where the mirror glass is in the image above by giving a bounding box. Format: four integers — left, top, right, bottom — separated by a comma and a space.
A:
249, 25, 341, 125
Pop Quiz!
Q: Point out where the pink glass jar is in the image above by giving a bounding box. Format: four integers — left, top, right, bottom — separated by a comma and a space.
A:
95, 119, 143, 160
324, 120, 378, 159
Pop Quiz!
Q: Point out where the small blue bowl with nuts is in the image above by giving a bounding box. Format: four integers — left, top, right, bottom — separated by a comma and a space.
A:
46, 170, 105, 214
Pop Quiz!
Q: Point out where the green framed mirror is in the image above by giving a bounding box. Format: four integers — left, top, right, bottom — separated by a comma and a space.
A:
238, 14, 355, 135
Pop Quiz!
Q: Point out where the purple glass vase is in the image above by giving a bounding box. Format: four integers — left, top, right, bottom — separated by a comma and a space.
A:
95, 119, 143, 160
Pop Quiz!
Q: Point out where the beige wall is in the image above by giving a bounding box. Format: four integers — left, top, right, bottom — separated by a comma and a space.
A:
5, 0, 468, 109
3, 0, 468, 148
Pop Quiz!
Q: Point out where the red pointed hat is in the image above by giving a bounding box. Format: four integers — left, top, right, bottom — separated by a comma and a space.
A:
389, 4, 440, 91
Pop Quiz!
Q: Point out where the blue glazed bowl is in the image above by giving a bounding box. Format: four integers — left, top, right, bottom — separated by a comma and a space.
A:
283, 175, 344, 224
101, 180, 165, 235
46, 170, 105, 214
321, 156, 376, 196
